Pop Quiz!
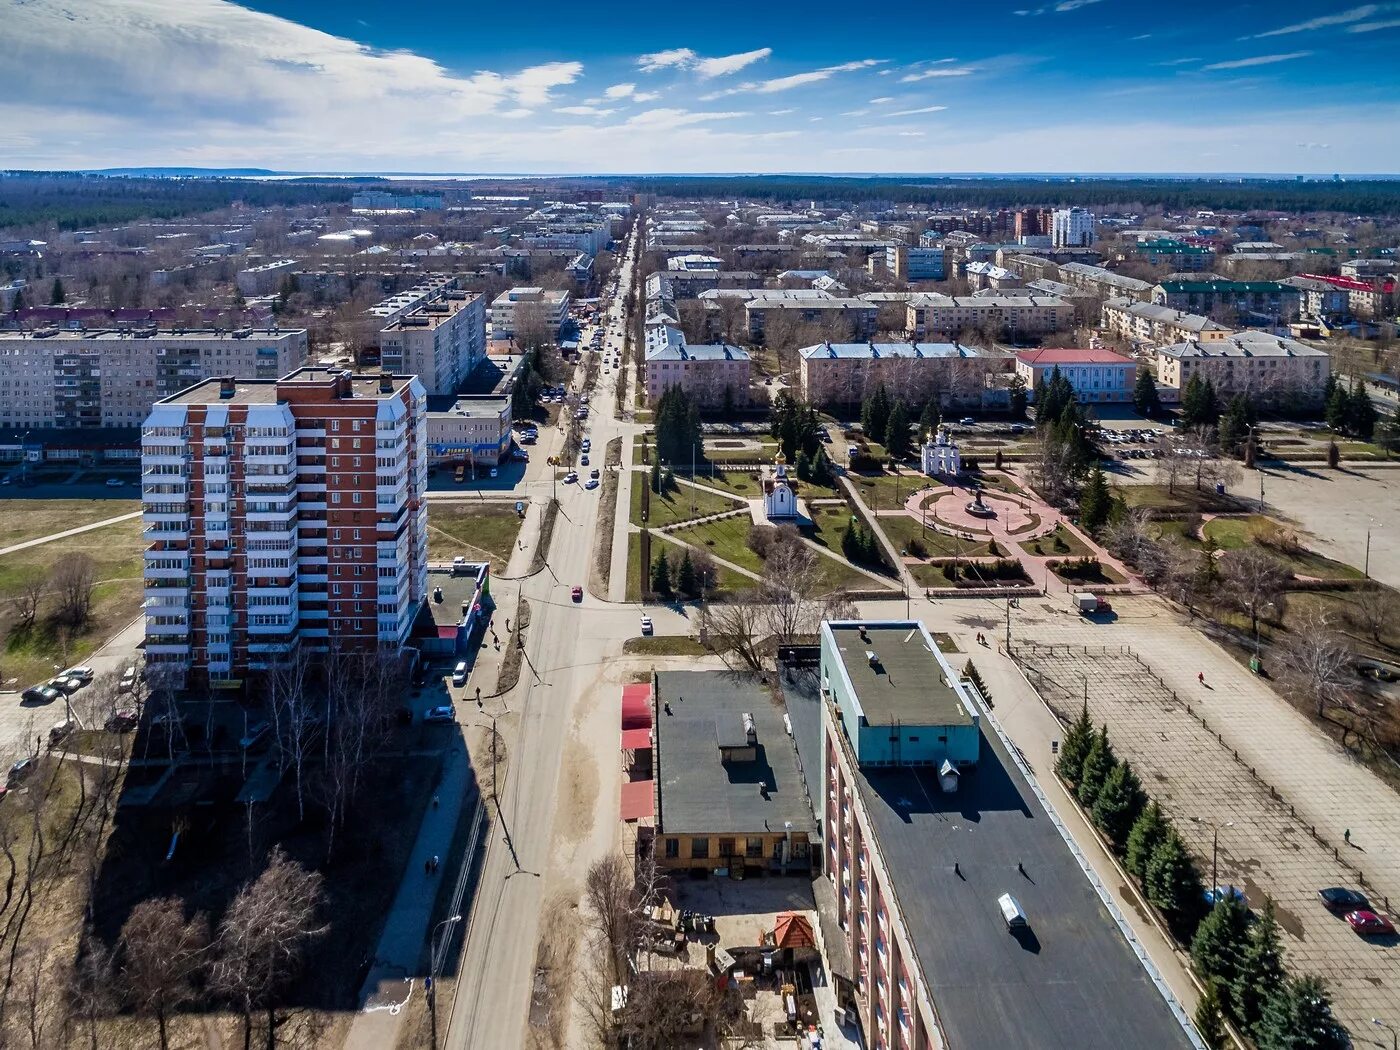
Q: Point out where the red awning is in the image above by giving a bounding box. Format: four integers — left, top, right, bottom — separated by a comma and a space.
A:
622, 683, 653, 730
620, 779, 655, 821
621, 727, 652, 751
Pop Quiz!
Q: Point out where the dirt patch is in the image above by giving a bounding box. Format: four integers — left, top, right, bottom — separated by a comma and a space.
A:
526, 891, 582, 1050
531, 499, 560, 575
496, 597, 532, 696
556, 737, 599, 849
591, 437, 624, 596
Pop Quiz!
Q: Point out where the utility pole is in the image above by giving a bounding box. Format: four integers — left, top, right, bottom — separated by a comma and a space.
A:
428, 914, 462, 1049
1004, 597, 1012, 652
1190, 817, 1233, 896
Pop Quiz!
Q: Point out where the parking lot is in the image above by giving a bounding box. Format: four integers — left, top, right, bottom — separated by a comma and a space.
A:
1017, 641, 1400, 1033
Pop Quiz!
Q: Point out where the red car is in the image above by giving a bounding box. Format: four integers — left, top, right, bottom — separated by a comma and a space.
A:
1345, 910, 1395, 936
571, 586, 583, 602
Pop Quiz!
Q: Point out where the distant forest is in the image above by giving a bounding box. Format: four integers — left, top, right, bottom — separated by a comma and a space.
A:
0, 172, 375, 232
616, 175, 1400, 216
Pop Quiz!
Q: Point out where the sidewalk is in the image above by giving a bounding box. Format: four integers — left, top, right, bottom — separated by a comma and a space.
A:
344, 748, 479, 1050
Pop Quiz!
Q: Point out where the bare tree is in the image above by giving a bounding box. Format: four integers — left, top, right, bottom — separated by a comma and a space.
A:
11, 573, 45, 631
68, 928, 116, 1050
263, 649, 314, 821
119, 897, 210, 1050
1155, 434, 1191, 495
1028, 430, 1080, 507
211, 847, 326, 1050
1348, 586, 1396, 646
50, 555, 96, 627
706, 596, 767, 673
1279, 612, 1352, 718
1222, 547, 1291, 639
759, 533, 822, 648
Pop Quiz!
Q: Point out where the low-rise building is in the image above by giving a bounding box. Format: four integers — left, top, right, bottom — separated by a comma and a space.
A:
378, 288, 485, 395
1016, 347, 1136, 404
799, 340, 1010, 408
1154, 331, 1330, 407
1134, 239, 1215, 271
1283, 276, 1353, 318
819, 620, 1198, 1050
489, 287, 571, 339
1151, 280, 1299, 324
1058, 263, 1154, 302
966, 261, 1025, 292
746, 295, 878, 344
1292, 273, 1395, 319
653, 670, 816, 873
235, 259, 300, 296
425, 396, 512, 467
644, 326, 750, 406
906, 294, 1075, 339
1102, 298, 1232, 346
887, 244, 945, 281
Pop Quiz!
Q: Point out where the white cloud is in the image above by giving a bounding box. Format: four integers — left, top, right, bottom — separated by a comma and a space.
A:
1158, 57, 1202, 66
557, 105, 616, 117
604, 82, 637, 99
1247, 5, 1387, 38
768, 108, 795, 116
898, 131, 926, 137
1202, 51, 1312, 70
1349, 16, 1400, 30
887, 104, 948, 116
843, 109, 870, 117
694, 48, 772, 78
632, 91, 662, 103
900, 67, 975, 81
622, 108, 748, 130
1054, 0, 1107, 10
637, 48, 696, 72
750, 58, 886, 94
869, 97, 894, 104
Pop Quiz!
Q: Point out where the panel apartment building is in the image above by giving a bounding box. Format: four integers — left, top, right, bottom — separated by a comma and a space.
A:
0, 327, 307, 430
905, 294, 1075, 339
141, 368, 429, 684
377, 287, 486, 395
818, 621, 1199, 1050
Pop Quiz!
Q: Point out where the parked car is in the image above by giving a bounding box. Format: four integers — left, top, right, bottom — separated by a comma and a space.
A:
1319, 887, 1368, 914
590, 468, 601, 479
564, 471, 578, 484
512, 449, 529, 461
63, 666, 95, 684
7, 758, 35, 787
571, 586, 584, 602
451, 662, 468, 686
105, 709, 139, 732
454, 464, 466, 482
1203, 885, 1247, 907
238, 721, 270, 750
489, 468, 498, 479
640, 616, 653, 636
21, 686, 60, 705
959, 417, 976, 427
1345, 910, 1395, 936
48, 719, 75, 745
423, 706, 456, 725
584, 478, 599, 490
581, 454, 590, 466
105, 477, 125, 488
118, 666, 138, 694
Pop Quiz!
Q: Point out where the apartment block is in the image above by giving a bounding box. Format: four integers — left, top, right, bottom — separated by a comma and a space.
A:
1101, 298, 1232, 346
1152, 280, 1300, 324
1058, 263, 1154, 302
1016, 347, 1137, 404
1281, 277, 1352, 318
1134, 240, 1215, 271
886, 244, 945, 281
377, 287, 486, 395
818, 621, 1197, 1050
1292, 273, 1395, 319
0, 327, 307, 430
799, 340, 1010, 409
489, 287, 571, 339
140, 367, 429, 684
1051, 207, 1096, 248
235, 259, 300, 296
905, 294, 1075, 339
644, 326, 750, 406
1154, 331, 1330, 406
745, 296, 878, 343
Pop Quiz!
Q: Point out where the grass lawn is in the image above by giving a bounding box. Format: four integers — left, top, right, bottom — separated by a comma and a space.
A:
0, 516, 145, 689
1117, 484, 1244, 514
0, 498, 140, 549
1020, 524, 1094, 559
626, 532, 643, 602
680, 466, 841, 501
875, 514, 987, 559
848, 469, 929, 511
670, 515, 764, 576
426, 504, 524, 573
805, 503, 857, 553
703, 441, 781, 464
1203, 515, 1364, 581
629, 476, 743, 528
1048, 559, 1126, 585
622, 635, 710, 656
810, 554, 881, 592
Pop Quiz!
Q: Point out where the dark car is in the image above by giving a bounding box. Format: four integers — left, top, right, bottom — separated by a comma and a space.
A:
1318, 887, 1368, 914
21, 685, 61, 705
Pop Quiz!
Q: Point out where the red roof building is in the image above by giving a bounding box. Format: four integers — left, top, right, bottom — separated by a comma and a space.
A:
1015, 347, 1138, 404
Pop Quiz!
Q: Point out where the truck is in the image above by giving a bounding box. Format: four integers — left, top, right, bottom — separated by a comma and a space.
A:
1072, 592, 1111, 616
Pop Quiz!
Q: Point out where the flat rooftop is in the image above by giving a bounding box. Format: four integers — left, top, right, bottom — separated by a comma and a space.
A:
0, 327, 302, 342
852, 723, 1195, 1050
828, 623, 973, 728
654, 671, 817, 837
161, 369, 413, 405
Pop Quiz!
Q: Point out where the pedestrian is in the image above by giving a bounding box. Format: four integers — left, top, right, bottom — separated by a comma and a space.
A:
432, 855, 440, 873
1198, 671, 1205, 685
432, 796, 440, 810
425, 858, 432, 876
1344, 828, 1351, 846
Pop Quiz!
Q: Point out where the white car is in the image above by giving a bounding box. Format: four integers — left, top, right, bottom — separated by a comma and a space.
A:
452, 555, 468, 568
640, 616, 654, 636
585, 478, 600, 490
105, 477, 125, 488
564, 470, 578, 484
63, 666, 95, 684
424, 706, 456, 724
451, 661, 468, 686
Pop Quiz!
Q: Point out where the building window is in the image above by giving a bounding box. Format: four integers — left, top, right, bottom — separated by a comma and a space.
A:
665, 838, 679, 859
718, 838, 735, 857
746, 837, 764, 859
691, 837, 709, 859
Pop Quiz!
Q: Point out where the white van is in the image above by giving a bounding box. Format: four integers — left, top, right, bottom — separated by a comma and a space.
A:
997, 893, 1027, 930
451, 662, 468, 687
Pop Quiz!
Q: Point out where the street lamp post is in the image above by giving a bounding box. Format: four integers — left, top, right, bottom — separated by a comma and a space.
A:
1190, 817, 1234, 898
1373, 1018, 1397, 1050
428, 914, 463, 1048
1366, 521, 1381, 579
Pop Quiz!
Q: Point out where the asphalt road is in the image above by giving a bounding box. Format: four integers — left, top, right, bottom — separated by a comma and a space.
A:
444, 228, 643, 1050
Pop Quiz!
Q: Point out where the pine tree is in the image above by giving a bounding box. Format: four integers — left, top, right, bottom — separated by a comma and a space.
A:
676, 550, 698, 598
811, 447, 834, 486
1233, 897, 1286, 1036
1079, 463, 1111, 535
884, 400, 912, 459
795, 450, 812, 481
1010, 374, 1028, 420
50, 277, 65, 305
1324, 382, 1349, 433
1133, 367, 1161, 416
1055, 701, 1094, 786
919, 398, 940, 438
1254, 975, 1347, 1050
650, 551, 672, 597
862, 385, 891, 444
1218, 393, 1255, 455
1181, 374, 1219, 427
1193, 983, 1227, 1050
1076, 726, 1116, 807
1125, 802, 1167, 881
1091, 759, 1146, 849
650, 458, 662, 494
1190, 895, 1251, 1016
1145, 831, 1204, 934
842, 520, 861, 563
722, 384, 736, 419
1347, 384, 1377, 440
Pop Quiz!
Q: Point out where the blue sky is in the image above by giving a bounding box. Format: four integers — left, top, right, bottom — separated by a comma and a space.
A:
2, 0, 1399, 173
